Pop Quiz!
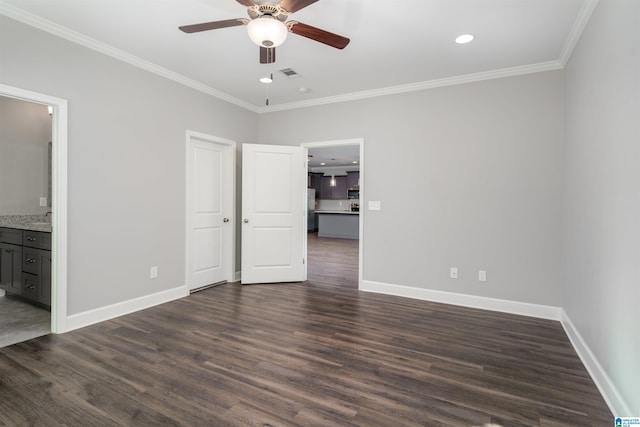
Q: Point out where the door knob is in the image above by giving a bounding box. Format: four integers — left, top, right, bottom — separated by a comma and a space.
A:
243, 218, 249, 223
223, 218, 229, 223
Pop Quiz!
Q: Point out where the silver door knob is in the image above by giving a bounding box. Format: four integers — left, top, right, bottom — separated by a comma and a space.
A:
243, 218, 249, 223
223, 218, 229, 223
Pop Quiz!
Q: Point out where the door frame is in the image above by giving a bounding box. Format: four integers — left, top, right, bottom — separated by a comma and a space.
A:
300, 138, 364, 289
185, 130, 236, 289
0, 83, 69, 333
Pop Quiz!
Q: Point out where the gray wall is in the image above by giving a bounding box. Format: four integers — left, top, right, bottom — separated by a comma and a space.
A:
259, 71, 565, 306
0, 15, 258, 315
0, 96, 51, 215
563, 0, 639, 414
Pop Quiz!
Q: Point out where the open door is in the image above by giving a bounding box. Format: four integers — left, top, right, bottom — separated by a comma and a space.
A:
241, 144, 306, 284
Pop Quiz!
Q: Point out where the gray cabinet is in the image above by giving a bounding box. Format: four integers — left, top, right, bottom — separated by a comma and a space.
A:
346, 171, 359, 189
0, 227, 51, 308
308, 173, 323, 196
0, 241, 22, 295
320, 176, 347, 199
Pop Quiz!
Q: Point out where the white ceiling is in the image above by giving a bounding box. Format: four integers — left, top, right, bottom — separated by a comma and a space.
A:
0, 0, 591, 112
308, 144, 359, 168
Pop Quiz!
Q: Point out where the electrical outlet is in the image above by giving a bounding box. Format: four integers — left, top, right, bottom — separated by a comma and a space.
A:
150, 266, 158, 279
450, 267, 458, 279
39, 197, 47, 207
479, 270, 487, 282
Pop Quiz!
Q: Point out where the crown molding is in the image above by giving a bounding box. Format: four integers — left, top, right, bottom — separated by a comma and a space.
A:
2, 0, 595, 115
259, 60, 564, 113
558, 0, 599, 66
0, 1, 260, 113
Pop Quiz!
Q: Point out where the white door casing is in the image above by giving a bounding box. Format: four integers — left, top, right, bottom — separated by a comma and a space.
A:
0, 84, 68, 333
186, 131, 235, 290
241, 143, 306, 284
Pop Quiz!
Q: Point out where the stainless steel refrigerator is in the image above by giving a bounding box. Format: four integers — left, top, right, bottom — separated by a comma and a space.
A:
307, 188, 316, 232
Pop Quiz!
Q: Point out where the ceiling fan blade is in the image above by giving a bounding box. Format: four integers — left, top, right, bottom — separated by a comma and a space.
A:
260, 47, 276, 64
179, 18, 245, 34
280, 0, 319, 13
288, 22, 350, 49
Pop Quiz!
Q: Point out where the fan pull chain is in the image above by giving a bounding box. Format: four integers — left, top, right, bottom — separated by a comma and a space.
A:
265, 73, 273, 106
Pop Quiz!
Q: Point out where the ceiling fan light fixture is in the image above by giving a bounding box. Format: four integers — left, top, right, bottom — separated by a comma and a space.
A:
247, 15, 288, 48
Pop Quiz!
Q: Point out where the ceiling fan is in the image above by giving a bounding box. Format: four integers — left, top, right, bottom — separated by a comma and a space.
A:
179, 0, 350, 64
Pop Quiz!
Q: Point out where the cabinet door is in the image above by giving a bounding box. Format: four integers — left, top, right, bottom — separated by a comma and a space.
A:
333, 176, 348, 199
0, 242, 22, 295
346, 171, 359, 188
38, 251, 52, 306
320, 176, 332, 199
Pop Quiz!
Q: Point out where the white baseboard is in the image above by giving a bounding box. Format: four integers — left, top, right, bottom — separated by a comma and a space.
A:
361, 280, 561, 320
561, 309, 631, 416
65, 285, 189, 332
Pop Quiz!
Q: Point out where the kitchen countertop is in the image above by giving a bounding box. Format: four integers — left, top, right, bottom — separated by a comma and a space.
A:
315, 210, 360, 215
0, 215, 52, 233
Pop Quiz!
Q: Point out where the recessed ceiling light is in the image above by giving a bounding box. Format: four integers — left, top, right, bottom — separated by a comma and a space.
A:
299, 87, 309, 93
352, 161, 358, 164
320, 162, 326, 166
455, 34, 475, 44
259, 75, 273, 84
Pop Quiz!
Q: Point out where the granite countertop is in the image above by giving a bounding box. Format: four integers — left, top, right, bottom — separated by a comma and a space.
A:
0, 215, 52, 233
315, 210, 360, 215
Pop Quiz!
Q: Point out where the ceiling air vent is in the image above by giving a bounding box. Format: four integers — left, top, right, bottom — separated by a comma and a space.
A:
279, 67, 301, 78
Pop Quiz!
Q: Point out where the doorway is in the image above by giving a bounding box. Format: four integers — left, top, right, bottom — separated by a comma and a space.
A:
0, 83, 68, 338
185, 131, 236, 292
301, 139, 363, 289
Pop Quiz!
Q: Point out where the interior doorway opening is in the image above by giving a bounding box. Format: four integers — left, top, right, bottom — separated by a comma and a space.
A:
301, 139, 363, 290
0, 83, 69, 337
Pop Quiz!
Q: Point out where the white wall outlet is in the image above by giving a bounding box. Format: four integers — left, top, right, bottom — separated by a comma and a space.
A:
150, 266, 158, 279
450, 267, 458, 279
479, 270, 487, 282
368, 201, 381, 211
39, 197, 47, 207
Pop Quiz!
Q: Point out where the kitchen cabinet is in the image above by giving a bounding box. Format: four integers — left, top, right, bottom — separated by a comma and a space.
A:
308, 172, 323, 196
320, 176, 347, 199
346, 171, 360, 189
0, 227, 51, 308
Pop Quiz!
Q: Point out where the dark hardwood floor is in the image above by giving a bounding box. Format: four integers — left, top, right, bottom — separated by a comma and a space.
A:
0, 234, 611, 426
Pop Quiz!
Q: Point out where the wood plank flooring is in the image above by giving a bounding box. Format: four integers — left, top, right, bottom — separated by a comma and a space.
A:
0, 234, 611, 426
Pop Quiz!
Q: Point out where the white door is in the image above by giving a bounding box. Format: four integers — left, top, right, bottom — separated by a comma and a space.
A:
186, 133, 235, 291
241, 143, 306, 284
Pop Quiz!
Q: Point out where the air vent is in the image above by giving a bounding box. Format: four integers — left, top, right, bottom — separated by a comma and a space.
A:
279, 67, 301, 78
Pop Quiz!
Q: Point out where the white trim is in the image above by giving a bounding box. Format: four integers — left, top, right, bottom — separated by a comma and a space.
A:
558, 0, 599, 66
300, 139, 364, 290
0, 2, 258, 113
361, 280, 561, 320
185, 131, 237, 290
260, 62, 563, 113
0, 83, 68, 333
560, 309, 631, 416
233, 271, 241, 282
65, 286, 188, 332
1, 0, 586, 114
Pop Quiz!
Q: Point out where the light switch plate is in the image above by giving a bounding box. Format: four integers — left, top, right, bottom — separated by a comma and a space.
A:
479, 270, 487, 282
39, 197, 47, 207
368, 201, 381, 211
